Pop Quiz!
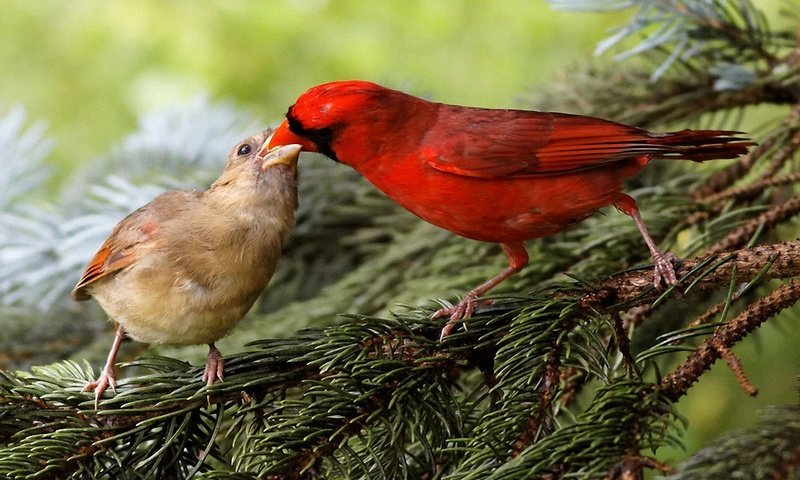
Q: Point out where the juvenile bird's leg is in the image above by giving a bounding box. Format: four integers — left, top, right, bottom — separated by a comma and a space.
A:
434, 241, 529, 339
84, 321, 125, 409
203, 343, 224, 388
613, 193, 678, 287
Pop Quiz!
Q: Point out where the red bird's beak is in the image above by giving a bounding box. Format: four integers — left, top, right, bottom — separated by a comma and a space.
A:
257, 143, 302, 171
265, 120, 319, 153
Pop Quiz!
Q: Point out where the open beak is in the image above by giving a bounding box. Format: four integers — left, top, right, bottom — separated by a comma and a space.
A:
264, 120, 319, 152
257, 143, 302, 171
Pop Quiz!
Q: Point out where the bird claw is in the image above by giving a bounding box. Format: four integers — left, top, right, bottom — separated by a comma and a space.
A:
84, 366, 117, 409
652, 251, 678, 288
202, 348, 225, 388
202, 347, 225, 407
433, 292, 490, 340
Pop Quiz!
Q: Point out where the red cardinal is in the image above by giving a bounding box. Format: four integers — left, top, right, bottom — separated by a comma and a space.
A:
266, 80, 751, 337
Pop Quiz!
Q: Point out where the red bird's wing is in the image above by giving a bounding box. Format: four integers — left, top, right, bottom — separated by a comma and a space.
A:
425, 110, 651, 178
70, 191, 192, 301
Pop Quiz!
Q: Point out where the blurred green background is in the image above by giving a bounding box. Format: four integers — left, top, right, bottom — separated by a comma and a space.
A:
0, 0, 627, 174
0, 0, 795, 469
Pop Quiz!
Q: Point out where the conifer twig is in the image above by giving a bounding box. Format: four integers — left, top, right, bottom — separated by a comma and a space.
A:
604, 454, 674, 480
510, 340, 561, 458
712, 339, 758, 397
693, 104, 800, 200
661, 280, 800, 401
703, 172, 800, 204
706, 194, 800, 254
581, 240, 800, 311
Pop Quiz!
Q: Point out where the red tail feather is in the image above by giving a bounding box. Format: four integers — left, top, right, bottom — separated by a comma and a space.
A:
647, 129, 754, 161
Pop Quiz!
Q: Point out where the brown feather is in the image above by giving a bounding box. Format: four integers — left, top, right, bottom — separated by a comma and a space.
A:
70, 192, 195, 301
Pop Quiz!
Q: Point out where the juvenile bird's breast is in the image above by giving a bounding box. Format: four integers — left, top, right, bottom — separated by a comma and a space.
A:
89, 201, 292, 346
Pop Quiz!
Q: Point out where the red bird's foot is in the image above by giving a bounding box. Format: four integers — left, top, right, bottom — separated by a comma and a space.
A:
84, 365, 117, 409
433, 293, 492, 340
202, 344, 225, 388
652, 251, 678, 288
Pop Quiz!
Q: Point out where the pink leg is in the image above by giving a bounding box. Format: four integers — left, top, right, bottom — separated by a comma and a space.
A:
434, 242, 529, 339
84, 322, 125, 409
202, 343, 224, 388
613, 193, 678, 287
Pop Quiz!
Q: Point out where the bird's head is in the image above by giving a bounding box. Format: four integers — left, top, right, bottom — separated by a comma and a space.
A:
266, 80, 402, 162
210, 130, 301, 207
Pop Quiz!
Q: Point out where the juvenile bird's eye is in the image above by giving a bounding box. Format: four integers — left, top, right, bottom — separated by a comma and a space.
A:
237, 144, 253, 156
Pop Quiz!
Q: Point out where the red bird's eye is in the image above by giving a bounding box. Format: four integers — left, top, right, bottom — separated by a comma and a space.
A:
237, 144, 253, 156
315, 127, 333, 141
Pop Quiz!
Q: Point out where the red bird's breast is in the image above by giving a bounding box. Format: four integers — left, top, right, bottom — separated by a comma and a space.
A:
350, 151, 639, 243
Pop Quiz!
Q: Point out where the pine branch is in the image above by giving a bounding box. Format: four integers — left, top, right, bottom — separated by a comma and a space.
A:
694, 105, 800, 199
475, 382, 675, 479
534, 1, 798, 127
581, 240, 800, 311
661, 279, 800, 401
4, 2, 800, 478
2, 238, 799, 477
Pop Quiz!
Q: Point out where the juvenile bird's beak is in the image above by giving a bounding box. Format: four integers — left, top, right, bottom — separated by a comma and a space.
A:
258, 143, 302, 171
265, 120, 319, 152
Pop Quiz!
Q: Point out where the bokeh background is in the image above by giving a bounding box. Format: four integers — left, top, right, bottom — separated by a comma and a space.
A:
0, 0, 796, 468
0, 0, 626, 174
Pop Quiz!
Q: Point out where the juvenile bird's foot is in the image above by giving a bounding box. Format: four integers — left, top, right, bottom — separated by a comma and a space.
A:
433, 292, 491, 340
84, 322, 125, 409
652, 251, 679, 288
83, 365, 117, 409
202, 343, 225, 388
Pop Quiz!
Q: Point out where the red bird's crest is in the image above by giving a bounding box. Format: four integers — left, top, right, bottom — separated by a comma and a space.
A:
288, 81, 386, 126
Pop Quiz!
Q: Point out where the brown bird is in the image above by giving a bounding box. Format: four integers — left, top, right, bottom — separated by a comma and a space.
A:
71, 132, 302, 408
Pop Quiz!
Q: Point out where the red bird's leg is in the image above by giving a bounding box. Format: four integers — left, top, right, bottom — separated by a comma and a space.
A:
434, 241, 529, 339
612, 193, 678, 287
84, 321, 125, 409
203, 343, 224, 388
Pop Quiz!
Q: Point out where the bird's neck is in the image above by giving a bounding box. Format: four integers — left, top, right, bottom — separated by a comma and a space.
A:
206, 181, 297, 242
333, 96, 439, 175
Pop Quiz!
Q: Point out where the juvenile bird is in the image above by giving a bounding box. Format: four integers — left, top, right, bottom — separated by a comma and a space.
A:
72, 133, 302, 407
264, 80, 753, 338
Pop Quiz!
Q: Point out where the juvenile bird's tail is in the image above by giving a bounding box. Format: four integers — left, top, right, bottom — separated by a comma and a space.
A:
647, 129, 754, 162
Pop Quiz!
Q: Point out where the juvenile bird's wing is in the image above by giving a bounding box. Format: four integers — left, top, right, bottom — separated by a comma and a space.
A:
71, 191, 197, 301
424, 109, 654, 178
